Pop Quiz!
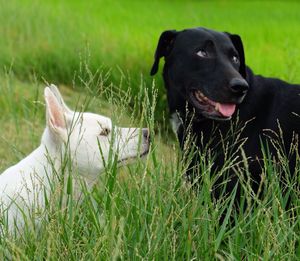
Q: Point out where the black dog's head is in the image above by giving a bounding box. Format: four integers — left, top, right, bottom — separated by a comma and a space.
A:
151, 27, 249, 120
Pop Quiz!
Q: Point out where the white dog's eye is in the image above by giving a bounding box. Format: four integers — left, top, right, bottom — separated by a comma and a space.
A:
197, 49, 208, 58
100, 128, 110, 136
232, 55, 239, 63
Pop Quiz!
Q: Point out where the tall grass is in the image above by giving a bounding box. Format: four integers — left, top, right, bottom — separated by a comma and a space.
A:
0, 71, 299, 259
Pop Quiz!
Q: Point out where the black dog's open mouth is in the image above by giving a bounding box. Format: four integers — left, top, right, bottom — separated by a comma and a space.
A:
190, 90, 236, 120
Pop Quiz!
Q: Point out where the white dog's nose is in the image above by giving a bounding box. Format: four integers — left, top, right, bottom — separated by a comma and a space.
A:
142, 128, 150, 142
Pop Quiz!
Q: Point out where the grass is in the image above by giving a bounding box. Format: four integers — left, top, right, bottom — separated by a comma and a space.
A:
1, 72, 299, 260
0, 0, 300, 259
1, 0, 300, 121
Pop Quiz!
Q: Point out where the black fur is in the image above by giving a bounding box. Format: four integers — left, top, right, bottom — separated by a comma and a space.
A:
151, 27, 300, 199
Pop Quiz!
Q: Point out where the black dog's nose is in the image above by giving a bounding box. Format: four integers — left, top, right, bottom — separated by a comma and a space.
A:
229, 78, 249, 94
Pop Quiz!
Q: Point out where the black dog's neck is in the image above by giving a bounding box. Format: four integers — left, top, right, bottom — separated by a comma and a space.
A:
245, 66, 254, 87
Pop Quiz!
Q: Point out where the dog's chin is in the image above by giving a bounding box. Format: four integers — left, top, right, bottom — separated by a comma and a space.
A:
117, 145, 149, 165
189, 90, 243, 121
202, 112, 232, 121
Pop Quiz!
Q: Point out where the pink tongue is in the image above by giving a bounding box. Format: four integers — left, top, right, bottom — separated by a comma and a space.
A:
218, 103, 236, 117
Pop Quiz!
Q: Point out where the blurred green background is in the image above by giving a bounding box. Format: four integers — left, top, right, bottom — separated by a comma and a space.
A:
1, 0, 300, 119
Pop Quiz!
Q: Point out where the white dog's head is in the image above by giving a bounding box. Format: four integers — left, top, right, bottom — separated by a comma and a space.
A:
42, 85, 150, 177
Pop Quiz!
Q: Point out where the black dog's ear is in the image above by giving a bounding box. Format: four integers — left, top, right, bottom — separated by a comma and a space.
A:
225, 33, 246, 78
150, 30, 177, 76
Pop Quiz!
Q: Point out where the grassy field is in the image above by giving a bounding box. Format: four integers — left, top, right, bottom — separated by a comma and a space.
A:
1, 0, 300, 121
0, 0, 300, 259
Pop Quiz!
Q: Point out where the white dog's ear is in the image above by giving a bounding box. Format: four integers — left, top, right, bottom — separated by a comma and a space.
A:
44, 87, 68, 140
48, 84, 73, 114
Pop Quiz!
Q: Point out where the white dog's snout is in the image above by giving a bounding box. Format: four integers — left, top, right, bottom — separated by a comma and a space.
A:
142, 128, 150, 142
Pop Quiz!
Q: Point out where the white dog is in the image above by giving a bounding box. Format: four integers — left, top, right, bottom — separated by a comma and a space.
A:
0, 85, 149, 232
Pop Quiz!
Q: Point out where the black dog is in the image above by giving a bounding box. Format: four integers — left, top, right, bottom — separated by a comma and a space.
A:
151, 27, 300, 199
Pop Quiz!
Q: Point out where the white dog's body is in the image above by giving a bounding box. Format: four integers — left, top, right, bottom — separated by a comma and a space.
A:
0, 85, 149, 231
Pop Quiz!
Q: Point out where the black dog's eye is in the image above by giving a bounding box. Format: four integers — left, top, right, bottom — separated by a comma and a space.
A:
197, 49, 208, 58
232, 55, 239, 63
100, 128, 110, 136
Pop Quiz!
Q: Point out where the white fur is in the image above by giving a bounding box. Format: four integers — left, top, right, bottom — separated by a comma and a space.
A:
0, 85, 149, 232
170, 112, 182, 135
